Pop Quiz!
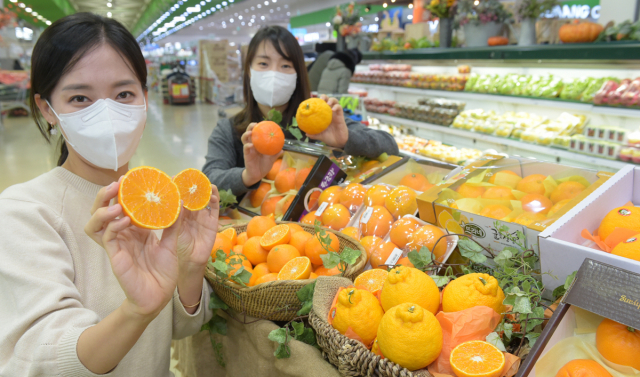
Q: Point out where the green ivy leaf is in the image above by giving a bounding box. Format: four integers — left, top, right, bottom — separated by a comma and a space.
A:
210, 314, 228, 336
267, 108, 283, 124
458, 237, 484, 253
297, 301, 313, 317
297, 281, 316, 302
209, 292, 230, 310
230, 266, 252, 286
513, 296, 532, 314
525, 332, 540, 347
522, 280, 531, 293
526, 307, 546, 332
340, 247, 361, 265
432, 275, 453, 287
552, 285, 567, 300
320, 252, 341, 269
564, 271, 577, 290
459, 242, 487, 264
295, 327, 317, 346
274, 343, 291, 359
291, 321, 305, 336
497, 322, 514, 339
486, 332, 506, 352
289, 127, 303, 141
219, 189, 237, 211
503, 295, 516, 306
215, 250, 227, 262
494, 249, 513, 267
407, 246, 435, 270
212, 259, 230, 275
268, 328, 288, 344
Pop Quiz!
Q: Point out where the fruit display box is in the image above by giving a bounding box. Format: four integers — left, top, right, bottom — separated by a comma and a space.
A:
361, 156, 458, 187
341, 155, 405, 184
416, 155, 613, 255
517, 259, 640, 377
538, 165, 640, 293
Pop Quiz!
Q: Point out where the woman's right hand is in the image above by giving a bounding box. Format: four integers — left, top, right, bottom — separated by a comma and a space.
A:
241, 122, 283, 187
85, 179, 183, 320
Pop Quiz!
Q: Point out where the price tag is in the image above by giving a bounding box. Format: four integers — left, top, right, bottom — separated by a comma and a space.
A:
315, 202, 329, 216
360, 207, 374, 224
385, 248, 404, 266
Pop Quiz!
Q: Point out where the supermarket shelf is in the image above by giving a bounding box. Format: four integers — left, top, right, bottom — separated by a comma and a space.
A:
371, 113, 629, 171
362, 42, 640, 61
351, 84, 640, 118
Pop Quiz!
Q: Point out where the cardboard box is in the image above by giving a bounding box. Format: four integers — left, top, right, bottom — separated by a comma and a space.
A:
516, 259, 640, 376
417, 155, 613, 255
538, 164, 640, 293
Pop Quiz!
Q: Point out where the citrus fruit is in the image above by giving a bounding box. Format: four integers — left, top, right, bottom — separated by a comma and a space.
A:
377, 302, 443, 371
232, 245, 243, 255
360, 235, 384, 259
360, 205, 394, 238
487, 170, 520, 184
406, 225, 448, 261
372, 338, 384, 358
254, 273, 278, 285
513, 212, 547, 226
118, 166, 181, 229
249, 182, 271, 208
226, 254, 253, 275
267, 244, 301, 273
380, 266, 440, 314
400, 173, 433, 192
249, 263, 271, 286
555, 360, 613, 377
598, 206, 640, 242
354, 269, 388, 295
300, 211, 322, 225
365, 184, 391, 207
296, 97, 332, 134
596, 318, 640, 370
295, 167, 312, 190
331, 288, 384, 346
318, 186, 343, 206
243, 236, 269, 265
314, 265, 341, 276
252, 121, 285, 156
389, 217, 421, 248
260, 224, 291, 250
396, 257, 414, 268
442, 273, 506, 315
385, 186, 418, 218
247, 216, 277, 238
220, 227, 238, 246
260, 195, 283, 216
547, 199, 571, 218
370, 242, 397, 270
322, 203, 351, 230
339, 183, 366, 211
450, 340, 505, 377
173, 168, 212, 211
457, 183, 486, 198
479, 204, 512, 220
482, 186, 516, 201
521, 193, 553, 214
611, 235, 640, 261
282, 196, 294, 214
237, 232, 248, 246
212, 233, 234, 257
305, 231, 339, 265
286, 223, 304, 234
289, 230, 313, 255
516, 174, 547, 196
308, 190, 320, 209
309, 272, 318, 279
550, 181, 586, 204
340, 226, 360, 240
266, 159, 282, 180
277, 256, 312, 280
274, 167, 296, 193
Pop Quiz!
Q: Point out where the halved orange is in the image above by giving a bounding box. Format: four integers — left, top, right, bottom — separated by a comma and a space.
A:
221, 227, 238, 246
277, 256, 312, 280
173, 168, 212, 211
259, 224, 291, 250
450, 340, 505, 377
354, 269, 388, 295
119, 166, 181, 229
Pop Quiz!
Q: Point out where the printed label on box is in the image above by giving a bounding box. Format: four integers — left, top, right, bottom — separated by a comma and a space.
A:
385, 248, 404, 266
361, 207, 374, 224
315, 202, 329, 216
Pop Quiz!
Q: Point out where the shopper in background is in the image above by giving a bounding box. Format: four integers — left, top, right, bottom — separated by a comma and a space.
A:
0, 13, 216, 376
203, 26, 397, 196
307, 49, 334, 91
317, 48, 363, 95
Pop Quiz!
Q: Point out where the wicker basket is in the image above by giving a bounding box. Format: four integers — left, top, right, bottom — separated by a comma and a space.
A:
204, 221, 367, 322
309, 277, 433, 377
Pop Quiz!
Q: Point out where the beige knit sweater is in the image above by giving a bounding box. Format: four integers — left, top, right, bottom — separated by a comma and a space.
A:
0, 167, 213, 376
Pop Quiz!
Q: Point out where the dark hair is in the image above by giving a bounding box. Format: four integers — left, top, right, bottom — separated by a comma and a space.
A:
30, 12, 148, 166
234, 26, 310, 135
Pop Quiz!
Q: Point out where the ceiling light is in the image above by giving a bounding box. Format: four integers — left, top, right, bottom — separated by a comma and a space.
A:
200, 0, 205, 5
408, 3, 413, 8
257, 4, 261, 8
325, 22, 330, 27
37, 15, 43, 19
199, 26, 203, 30
45, 20, 51, 25
286, 11, 290, 15
360, 17, 363, 21
284, 4, 288, 8
107, 2, 112, 6
261, 15, 265, 20
206, 9, 211, 13
107, 12, 112, 17
216, 4, 221, 8
32, 11, 37, 16
25, 7, 31, 12
252, 14, 255, 18
207, 0, 211, 2
230, 18, 234, 22
383, 3, 387, 7
391, 0, 395, 2
10, 0, 17, 3
375, 17, 379, 21
251, 6, 254, 10
245, 9, 248, 12
241, 21, 245, 25
276, 7, 280, 10
238, 15, 242, 19
18, 3, 25, 8
407, 15, 413, 19
264, 1, 268, 5
222, 1, 227, 5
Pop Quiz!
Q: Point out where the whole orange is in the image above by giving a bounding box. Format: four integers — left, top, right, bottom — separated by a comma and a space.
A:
318, 186, 343, 206
266, 159, 282, 180
360, 205, 394, 238
246, 215, 276, 238
385, 186, 418, 219
548, 199, 571, 218
521, 193, 553, 214
286, 223, 304, 234
380, 266, 440, 314
289, 231, 313, 255
442, 273, 505, 315
400, 173, 433, 192
516, 174, 547, 195
482, 186, 516, 201
307, 191, 321, 210
267, 244, 301, 273
596, 318, 640, 370
274, 167, 296, 193
250, 182, 271, 208
360, 235, 384, 259
226, 254, 253, 275
340, 226, 361, 240
339, 183, 366, 211
282, 196, 294, 214
321, 203, 351, 230
296, 98, 332, 134
370, 242, 397, 269
237, 232, 248, 246
314, 265, 341, 276
365, 184, 391, 207
300, 211, 322, 226
254, 273, 278, 285
513, 212, 547, 227
457, 183, 486, 198
550, 181, 586, 204
331, 288, 384, 346
396, 257, 415, 268
232, 245, 243, 255
295, 167, 312, 190
611, 234, 640, 261
555, 359, 613, 377
479, 204, 512, 220
487, 170, 520, 184
389, 217, 422, 248
249, 262, 271, 286
212, 233, 234, 257
406, 225, 448, 261
243, 236, 270, 265
261, 195, 284, 216
252, 121, 284, 156
598, 206, 640, 242
305, 231, 340, 266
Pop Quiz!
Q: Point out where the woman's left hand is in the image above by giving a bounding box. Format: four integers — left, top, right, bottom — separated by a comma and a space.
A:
176, 185, 220, 269
306, 95, 349, 149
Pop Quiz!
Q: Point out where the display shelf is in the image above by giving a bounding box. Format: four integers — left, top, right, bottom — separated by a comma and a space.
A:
352, 83, 640, 118
362, 42, 640, 61
371, 112, 628, 171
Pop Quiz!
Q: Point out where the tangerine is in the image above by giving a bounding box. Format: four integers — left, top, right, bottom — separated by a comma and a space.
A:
252, 121, 285, 156
232, 245, 243, 255
267, 244, 301, 273
340, 226, 361, 240
406, 225, 448, 261
173, 168, 212, 211
249, 263, 271, 286
360, 205, 394, 238
521, 193, 553, 214
339, 183, 366, 211
385, 186, 418, 218
360, 235, 384, 259
237, 232, 248, 246
300, 211, 322, 226
479, 204, 512, 220
516, 174, 547, 196
247, 215, 276, 238
266, 159, 282, 180
314, 265, 341, 276
286, 223, 304, 234
550, 181, 586, 204
354, 269, 389, 295
260, 224, 291, 250
289, 231, 313, 255
513, 212, 547, 226
274, 167, 296, 193
596, 318, 640, 370
370, 242, 398, 270
399, 173, 433, 192
482, 186, 516, 201
396, 257, 414, 268
457, 183, 486, 198
555, 360, 613, 377
305, 231, 339, 266
296, 98, 332, 134
365, 184, 391, 207
487, 170, 520, 184
547, 199, 571, 218
295, 167, 311, 190
322, 203, 351, 230
220, 227, 238, 246
212, 233, 234, 257
318, 186, 343, 206
598, 206, 640, 241
226, 254, 253, 275
389, 217, 421, 248
254, 273, 278, 285
282, 196, 294, 214
261, 195, 284, 216
243, 236, 269, 265
250, 182, 271, 208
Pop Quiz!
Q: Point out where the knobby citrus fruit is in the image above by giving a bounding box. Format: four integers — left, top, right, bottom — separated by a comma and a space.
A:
331, 288, 384, 346
296, 98, 332, 134
611, 235, 640, 261
380, 266, 440, 314
442, 273, 506, 316
277, 256, 312, 280
252, 121, 284, 156
450, 340, 505, 377
173, 168, 212, 211
372, 338, 384, 358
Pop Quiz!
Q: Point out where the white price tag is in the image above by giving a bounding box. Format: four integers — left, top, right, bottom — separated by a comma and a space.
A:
385, 248, 404, 266
315, 202, 329, 216
360, 207, 374, 224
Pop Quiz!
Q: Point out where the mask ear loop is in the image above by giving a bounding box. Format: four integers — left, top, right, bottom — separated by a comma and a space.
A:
45, 100, 61, 137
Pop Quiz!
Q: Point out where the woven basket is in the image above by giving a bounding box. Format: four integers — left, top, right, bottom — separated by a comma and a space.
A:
205, 221, 367, 322
309, 277, 433, 377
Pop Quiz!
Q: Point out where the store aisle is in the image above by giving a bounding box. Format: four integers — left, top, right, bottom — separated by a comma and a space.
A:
0, 93, 239, 192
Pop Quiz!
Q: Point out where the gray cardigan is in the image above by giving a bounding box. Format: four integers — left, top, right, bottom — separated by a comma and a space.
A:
202, 116, 399, 196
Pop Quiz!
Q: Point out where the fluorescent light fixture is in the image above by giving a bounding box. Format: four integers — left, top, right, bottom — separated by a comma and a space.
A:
408, 3, 413, 8
325, 22, 330, 27
10, 0, 17, 3
261, 15, 265, 20
264, 1, 268, 4
407, 14, 413, 19
222, 1, 227, 5
383, 3, 387, 7
107, 11, 112, 17
238, 15, 242, 19
18, 3, 25, 8
45, 20, 51, 25
229, 42, 235, 46
217, 4, 221, 8
107, 2, 112, 6
173, 16, 185, 21
25, 7, 31, 12
32, 11, 38, 16
257, 4, 261, 8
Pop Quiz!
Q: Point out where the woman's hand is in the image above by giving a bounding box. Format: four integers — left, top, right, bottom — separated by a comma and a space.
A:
241, 122, 283, 186
85, 180, 183, 319
306, 95, 349, 149
176, 185, 220, 267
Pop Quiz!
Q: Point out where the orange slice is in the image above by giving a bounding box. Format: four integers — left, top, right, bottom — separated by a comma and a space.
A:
450, 340, 505, 377
277, 256, 312, 280
173, 168, 212, 211
118, 166, 181, 229
221, 227, 238, 246
354, 269, 389, 295
260, 224, 291, 250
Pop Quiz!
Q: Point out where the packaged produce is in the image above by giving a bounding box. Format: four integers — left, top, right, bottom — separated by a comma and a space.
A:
620, 77, 640, 106
593, 79, 620, 105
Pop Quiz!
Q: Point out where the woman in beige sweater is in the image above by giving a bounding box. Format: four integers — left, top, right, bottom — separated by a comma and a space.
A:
0, 13, 216, 376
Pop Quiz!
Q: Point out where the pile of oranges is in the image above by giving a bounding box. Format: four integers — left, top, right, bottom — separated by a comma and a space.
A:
211, 216, 346, 286
249, 158, 312, 217
596, 205, 640, 261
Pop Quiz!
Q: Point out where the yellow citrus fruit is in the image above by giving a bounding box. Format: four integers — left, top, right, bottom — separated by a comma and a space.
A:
598, 206, 640, 242
516, 174, 547, 196
331, 288, 384, 346
443, 273, 505, 315
380, 266, 440, 314
611, 235, 640, 261
487, 170, 520, 184
450, 340, 505, 377
482, 186, 516, 201
371, 338, 384, 358
457, 183, 486, 198
385, 186, 418, 218
550, 181, 586, 204
377, 302, 443, 371
547, 199, 571, 218
296, 98, 332, 135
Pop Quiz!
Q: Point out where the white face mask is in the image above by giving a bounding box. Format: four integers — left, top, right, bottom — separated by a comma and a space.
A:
46, 98, 147, 171
250, 68, 297, 107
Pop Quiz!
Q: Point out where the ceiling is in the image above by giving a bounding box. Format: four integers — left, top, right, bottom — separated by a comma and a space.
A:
67, 0, 152, 29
